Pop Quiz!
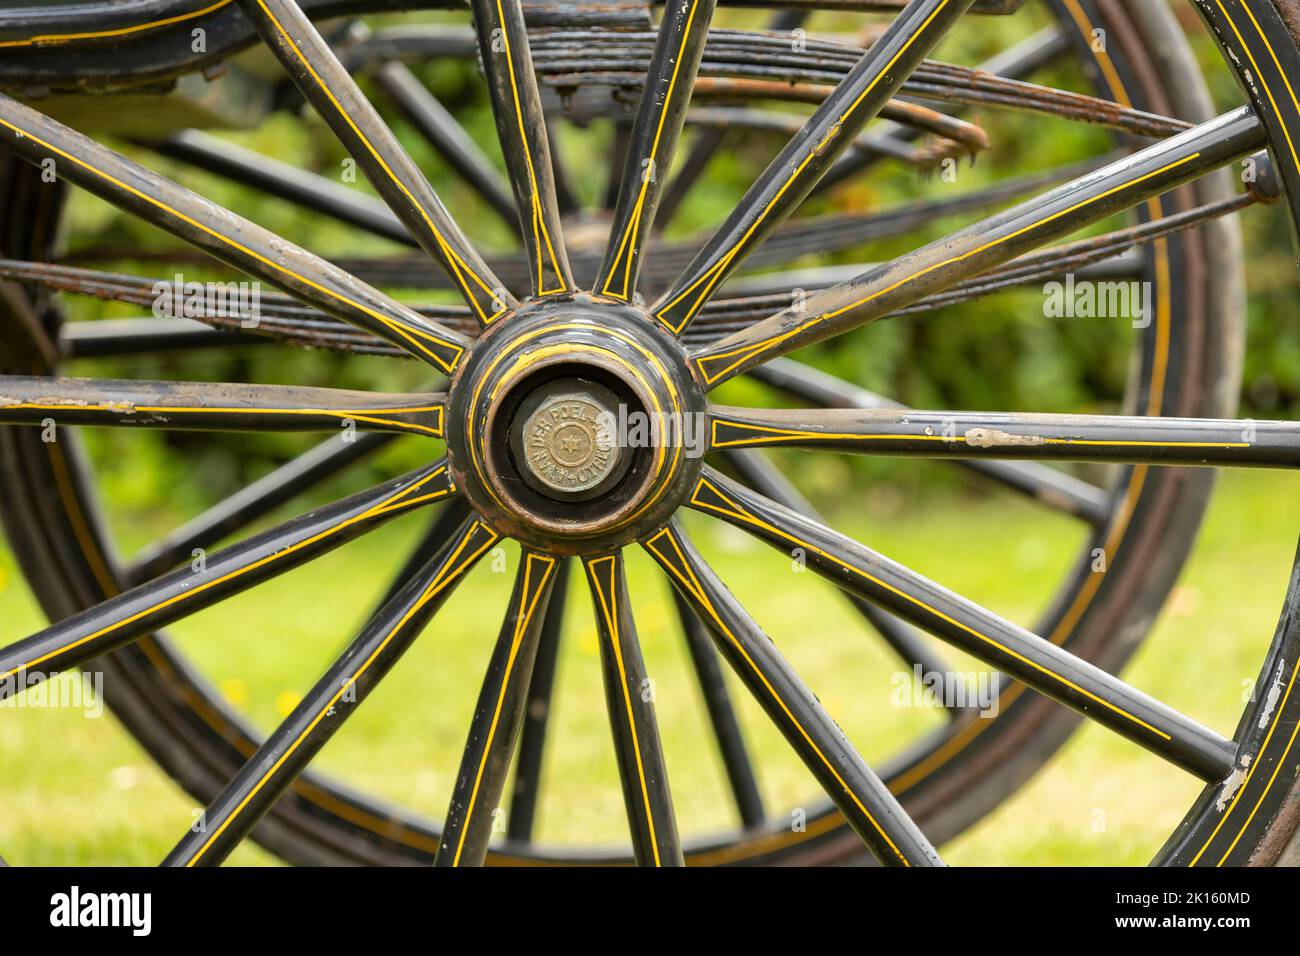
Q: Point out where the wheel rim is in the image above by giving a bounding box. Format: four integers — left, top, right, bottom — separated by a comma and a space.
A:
0, 0, 1296, 866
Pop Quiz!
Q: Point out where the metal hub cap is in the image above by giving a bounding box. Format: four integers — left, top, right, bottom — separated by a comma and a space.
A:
511, 378, 630, 501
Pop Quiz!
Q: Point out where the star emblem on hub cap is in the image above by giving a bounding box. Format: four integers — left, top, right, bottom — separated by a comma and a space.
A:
513, 377, 629, 500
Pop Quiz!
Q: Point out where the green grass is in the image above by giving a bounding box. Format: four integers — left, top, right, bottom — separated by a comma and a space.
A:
1, 467, 1297, 866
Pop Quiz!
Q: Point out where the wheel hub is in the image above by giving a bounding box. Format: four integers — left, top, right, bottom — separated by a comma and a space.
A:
445, 295, 705, 553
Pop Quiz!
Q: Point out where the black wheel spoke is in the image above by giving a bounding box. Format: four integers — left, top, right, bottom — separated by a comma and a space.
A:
654, 125, 726, 235
603, 122, 634, 213
594, 0, 717, 301
0, 375, 444, 438
163, 516, 499, 867
814, 24, 1069, 196
507, 556, 570, 842
662, 0, 808, 224
976, 22, 1068, 77
545, 118, 581, 219
651, 0, 975, 334
470, 0, 574, 296
687, 467, 1237, 781
0, 462, 455, 695
10, 258, 478, 352
128, 431, 396, 585
60, 318, 262, 359
862, 193, 1257, 324
689, 105, 929, 166
698, 152, 1120, 291
0, 92, 472, 373
145, 129, 415, 247
670, 588, 766, 828
942, 454, 1110, 525
707, 406, 1300, 469
719, 244, 1143, 306
692, 106, 1267, 388
435, 550, 561, 866
643, 522, 942, 866
236, 0, 512, 326
746, 360, 1110, 524
369, 499, 475, 614
584, 551, 683, 866
720, 446, 974, 714
372, 59, 521, 232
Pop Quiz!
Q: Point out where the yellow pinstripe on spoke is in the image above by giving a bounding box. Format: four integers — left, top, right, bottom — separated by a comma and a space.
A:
708, 417, 1250, 452
451, 552, 557, 866
0, 0, 234, 49
689, 475, 1170, 741
654, 0, 954, 332
487, 0, 569, 295
187, 521, 499, 865
0, 466, 453, 682
711, 419, 952, 448
3, 399, 444, 438
0, 111, 466, 372
587, 554, 662, 866
643, 527, 909, 865
695, 152, 1202, 385
252, 0, 504, 324
601, 0, 705, 301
